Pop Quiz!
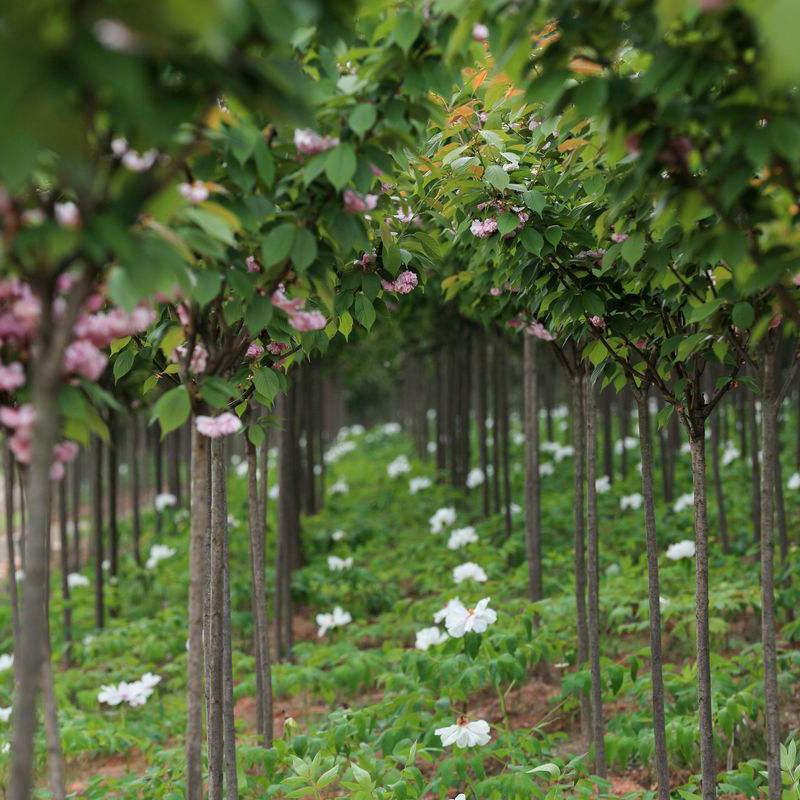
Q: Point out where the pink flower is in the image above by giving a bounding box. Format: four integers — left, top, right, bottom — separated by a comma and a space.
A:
195, 413, 242, 438
611, 232, 629, 243
294, 129, 340, 155
49, 461, 65, 481
12, 296, 41, 326
525, 321, 554, 341
179, 181, 209, 203
64, 340, 107, 381
177, 304, 191, 328
369, 164, 383, 177
271, 284, 306, 315
266, 342, 290, 356
74, 307, 155, 348
589, 315, 606, 329
470, 218, 498, 238
395, 207, 415, 224
246, 342, 264, 359
172, 343, 208, 374
343, 190, 378, 214
54, 201, 81, 229
121, 149, 158, 172
9, 431, 32, 463
246, 256, 261, 273
53, 441, 79, 463
381, 271, 419, 295
0, 362, 25, 392
0, 404, 36, 430
358, 251, 376, 267
472, 23, 489, 42
489, 287, 502, 297
516, 210, 530, 225
289, 310, 327, 332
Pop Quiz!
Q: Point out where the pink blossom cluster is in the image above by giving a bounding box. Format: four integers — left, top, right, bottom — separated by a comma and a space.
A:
179, 181, 209, 203
381, 271, 419, 295
589, 315, 606, 329
266, 341, 290, 356
611, 232, 628, 243
0, 280, 41, 342
270, 285, 327, 332
111, 138, 159, 172
357, 251, 376, 268
246, 342, 264, 359
195, 412, 242, 439
246, 256, 261, 273
525, 321, 555, 341
63, 339, 108, 381
470, 218, 498, 238
294, 129, 340, 156
343, 189, 378, 214
172, 343, 208, 374
74, 307, 155, 348
0, 362, 24, 392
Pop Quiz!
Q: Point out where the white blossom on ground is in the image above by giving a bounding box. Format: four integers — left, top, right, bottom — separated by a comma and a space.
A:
788, 472, 800, 490
673, 493, 694, 513
327, 555, 353, 571
595, 475, 611, 493
67, 573, 89, 589
387, 454, 411, 478
415, 626, 448, 651
429, 507, 457, 533
434, 598, 462, 624
605, 563, 621, 577
0, 654, 12, 673
447, 527, 478, 550
329, 479, 349, 495
620, 493, 643, 511
146, 544, 176, 569
154, 492, 177, 513
453, 562, 488, 584
98, 672, 161, 708
722, 445, 740, 467
0, 707, 10, 722
435, 717, 491, 748
268, 484, 279, 500
666, 539, 695, 560
539, 462, 554, 476
409, 476, 432, 494
444, 597, 497, 637
465, 467, 485, 488
331, 529, 346, 542
316, 606, 352, 637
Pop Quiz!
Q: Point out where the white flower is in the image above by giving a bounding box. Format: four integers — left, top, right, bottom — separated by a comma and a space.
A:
387, 454, 411, 478
453, 562, 488, 584
0, 707, 11, 722
429, 507, 457, 534
673, 493, 694, 513
409, 476, 432, 494
434, 597, 463, 624
178, 181, 209, 203
146, 543, 176, 569
381, 422, 401, 435
268, 484, 280, 500
680, 441, 692, 455
235, 461, 248, 478
595, 475, 611, 494
541, 441, 559, 453
553, 445, 574, 463
415, 626, 448, 651
329, 479, 349, 495
539, 462, 554, 477
327, 555, 353, 571
154, 493, 177, 512
666, 539, 695, 560
620, 493, 643, 511
788, 472, 800, 491
325, 439, 356, 464
450, 795, 466, 800
721, 445, 740, 467
465, 467, 485, 488
331, 529, 346, 542
659, 595, 670, 610
316, 606, 352, 637
447, 527, 478, 550
67, 573, 89, 589
614, 436, 639, 454
14, 569, 24, 582
512, 431, 525, 446
605, 563, 620, 577
444, 597, 497, 637
435, 717, 491, 748
98, 672, 161, 708
427, 441, 437, 454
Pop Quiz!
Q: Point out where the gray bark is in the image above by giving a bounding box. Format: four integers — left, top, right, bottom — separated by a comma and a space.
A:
523, 334, 542, 601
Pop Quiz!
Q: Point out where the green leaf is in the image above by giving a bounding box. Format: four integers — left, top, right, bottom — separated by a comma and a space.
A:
339, 310, 353, 339
498, 213, 519, 236
200, 377, 238, 409
325, 144, 357, 190
252, 367, 280, 406
732, 301, 754, 329
348, 104, 376, 138
261, 223, 296, 268
113, 347, 135, 382
192, 271, 223, 306
621, 233, 645, 267
544, 225, 562, 246
253, 138, 275, 187
520, 228, 544, 255
150, 386, 190, 437
354, 294, 376, 331
291, 229, 318, 272
484, 164, 510, 192
522, 189, 545, 215
245, 295, 273, 333
392, 11, 422, 53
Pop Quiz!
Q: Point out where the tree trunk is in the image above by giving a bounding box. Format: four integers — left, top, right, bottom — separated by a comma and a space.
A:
497, 339, 512, 539
58, 476, 72, 666
186, 424, 209, 800
748, 389, 761, 544
775, 413, 788, 564
635, 391, 670, 800
476, 333, 490, 517
275, 391, 295, 660
584, 378, 606, 775
435, 347, 447, 474
92, 439, 105, 629
572, 369, 591, 743
107, 415, 119, 608
689, 426, 717, 800
758, 340, 781, 800
491, 339, 501, 515
207, 436, 226, 800
131, 415, 142, 567
247, 435, 274, 746
4, 443, 19, 642
523, 335, 542, 602
619, 390, 629, 480
602, 389, 613, 484
42, 649, 66, 800
710, 405, 729, 553
71, 453, 81, 572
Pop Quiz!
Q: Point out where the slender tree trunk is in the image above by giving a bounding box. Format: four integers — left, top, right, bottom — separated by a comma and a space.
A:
602, 389, 613, 484
107, 415, 119, 613
4, 444, 19, 642
207, 436, 226, 800
170, 429, 182, 507
186, 424, 209, 800
497, 339, 512, 539
619, 390, 629, 479
476, 333, 490, 517
247, 435, 274, 746
775, 413, 788, 563
131, 415, 142, 567
276, 392, 295, 660
435, 347, 447, 474
635, 391, 670, 800
573, 369, 591, 743
92, 439, 105, 629
154, 427, 164, 534
748, 390, 761, 544
42, 648, 65, 800
71, 453, 81, 572
523, 335, 542, 602
585, 378, 606, 774
689, 425, 717, 800
491, 339, 501, 514
710, 405, 729, 553
758, 340, 781, 800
